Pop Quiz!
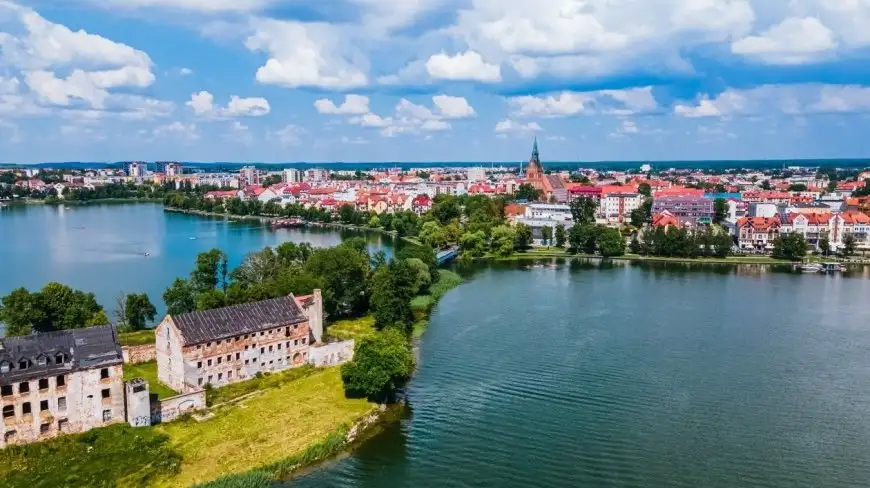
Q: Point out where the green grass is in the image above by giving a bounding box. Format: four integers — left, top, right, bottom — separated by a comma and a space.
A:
326, 316, 377, 342
119, 329, 156, 346
122, 360, 179, 400
0, 424, 182, 488
409, 270, 463, 339
154, 368, 375, 487
206, 365, 317, 406
430, 270, 463, 300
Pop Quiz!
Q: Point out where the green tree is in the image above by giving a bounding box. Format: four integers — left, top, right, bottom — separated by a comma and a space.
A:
819, 237, 831, 257
396, 245, 439, 284
541, 226, 553, 246
191, 249, 228, 293
0, 283, 107, 336
163, 278, 197, 316
713, 231, 734, 258
788, 183, 808, 192
418, 221, 448, 249
368, 215, 381, 228
568, 224, 598, 254
638, 182, 652, 197
760, 180, 772, 190
597, 227, 626, 257
304, 244, 370, 317
630, 199, 653, 227
261, 174, 282, 187
460, 231, 487, 257
554, 224, 567, 248
842, 233, 858, 257
231, 248, 279, 286
275, 241, 313, 266
338, 204, 357, 225
514, 223, 533, 251
515, 183, 542, 201
772, 233, 809, 261
431, 195, 461, 225
196, 290, 226, 311
341, 328, 414, 401
490, 225, 517, 257
370, 260, 418, 331
405, 258, 432, 294
713, 198, 728, 224
570, 198, 598, 226
0, 288, 45, 336
124, 293, 157, 331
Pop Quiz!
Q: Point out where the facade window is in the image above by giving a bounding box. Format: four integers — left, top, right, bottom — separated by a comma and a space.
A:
218, 373, 223, 381
18, 359, 29, 370
58, 397, 66, 412
38, 378, 48, 390
100, 368, 109, 379
37, 356, 47, 366
260, 347, 265, 354
277, 344, 282, 350
235, 353, 240, 360
294, 339, 298, 346
198, 378, 203, 386
102, 409, 112, 422
1, 385, 12, 396
22, 402, 31, 415
101, 388, 110, 399
40, 423, 50, 435
245, 345, 249, 350
207, 359, 212, 367
226, 354, 231, 362
294, 324, 299, 329
4, 430, 16, 443
2, 405, 13, 418
244, 334, 249, 339
207, 375, 213, 383
301, 338, 306, 345
217, 357, 222, 365
197, 345, 202, 350
19, 382, 29, 393
217, 340, 221, 345
207, 342, 212, 347
197, 361, 202, 369
286, 342, 290, 348
56, 353, 68, 364
0, 362, 9, 373
268, 345, 273, 352
56, 375, 65, 387
235, 337, 240, 342
244, 359, 249, 365
40, 400, 49, 411
58, 419, 69, 432
227, 370, 233, 379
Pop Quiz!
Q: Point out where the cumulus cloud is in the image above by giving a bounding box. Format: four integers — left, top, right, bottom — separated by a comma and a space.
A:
425, 51, 502, 83
153, 121, 199, 140
314, 94, 370, 115
508, 87, 657, 117
88, 0, 271, 12
675, 84, 870, 118
494, 119, 543, 134
344, 95, 475, 137
732, 17, 837, 64
269, 124, 306, 145
432, 95, 476, 119
186, 90, 270, 118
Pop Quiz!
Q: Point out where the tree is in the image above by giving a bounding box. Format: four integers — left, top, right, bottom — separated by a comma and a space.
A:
338, 204, 357, 225
568, 224, 598, 254
0, 288, 45, 337
514, 223, 533, 251
554, 224, 567, 248
304, 244, 370, 317
124, 293, 157, 331
405, 258, 432, 295
570, 198, 598, 226
712, 231, 734, 258
261, 174, 282, 187
418, 221, 448, 249
490, 225, 517, 257
460, 231, 487, 257
630, 199, 653, 228
819, 237, 831, 257
788, 183, 808, 192
515, 183, 542, 201
370, 260, 418, 331
196, 290, 226, 311
760, 180, 772, 190
231, 248, 279, 286
341, 328, 414, 401
431, 195, 461, 225
396, 245, 439, 284
163, 278, 197, 316
772, 233, 809, 261
713, 198, 728, 224
0, 283, 107, 336
597, 227, 626, 257
191, 249, 228, 293
638, 182, 652, 197
842, 233, 858, 257
368, 215, 380, 228
541, 226, 553, 247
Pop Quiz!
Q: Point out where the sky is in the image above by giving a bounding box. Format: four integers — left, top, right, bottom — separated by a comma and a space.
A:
3, 1, 870, 163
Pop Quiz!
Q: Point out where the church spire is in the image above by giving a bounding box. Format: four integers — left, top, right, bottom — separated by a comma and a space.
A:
530, 136, 540, 167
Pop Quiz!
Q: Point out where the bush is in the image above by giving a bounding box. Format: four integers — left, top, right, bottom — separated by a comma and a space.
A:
341, 328, 414, 401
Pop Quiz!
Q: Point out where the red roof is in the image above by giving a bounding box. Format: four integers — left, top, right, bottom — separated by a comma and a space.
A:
737, 216, 782, 230
787, 213, 832, 224
652, 211, 679, 228
840, 211, 870, 224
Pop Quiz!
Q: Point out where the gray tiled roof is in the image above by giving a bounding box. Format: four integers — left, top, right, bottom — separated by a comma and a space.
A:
0, 325, 122, 384
172, 296, 307, 345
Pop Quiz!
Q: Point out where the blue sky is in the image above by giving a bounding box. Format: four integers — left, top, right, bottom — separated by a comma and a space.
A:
3, 0, 870, 163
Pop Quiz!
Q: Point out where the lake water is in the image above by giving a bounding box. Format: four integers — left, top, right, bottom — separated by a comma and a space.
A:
0, 203, 394, 317
290, 261, 870, 488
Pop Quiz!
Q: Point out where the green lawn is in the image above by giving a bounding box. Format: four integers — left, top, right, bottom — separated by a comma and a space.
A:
206, 365, 317, 406
123, 361, 179, 400
154, 368, 375, 487
119, 329, 156, 346
326, 316, 377, 342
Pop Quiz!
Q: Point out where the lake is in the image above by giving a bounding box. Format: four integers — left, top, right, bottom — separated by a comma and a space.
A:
289, 260, 870, 488
0, 203, 394, 317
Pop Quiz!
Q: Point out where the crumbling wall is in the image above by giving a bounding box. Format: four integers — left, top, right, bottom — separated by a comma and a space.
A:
308, 340, 355, 367
150, 390, 206, 424
122, 344, 156, 364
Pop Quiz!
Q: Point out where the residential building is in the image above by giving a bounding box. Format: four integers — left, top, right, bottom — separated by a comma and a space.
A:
126, 162, 146, 179
283, 168, 303, 184
304, 168, 330, 182
0, 326, 125, 447
467, 167, 486, 182
782, 213, 832, 250
159, 162, 183, 177
737, 216, 782, 250
193, 173, 239, 189
602, 192, 643, 224
651, 196, 714, 226
240, 166, 260, 186
156, 293, 324, 393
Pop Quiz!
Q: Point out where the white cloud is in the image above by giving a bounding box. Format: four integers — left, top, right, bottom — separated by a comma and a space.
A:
674, 90, 749, 118
425, 51, 502, 83
186, 91, 270, 118
314, 94, 370, 115
732, 17, 837, 64
545, 135, 566, 141
432, 95, 476, 119
246, 19, 368, 90
508, 87, 657, 117
88, 0, 270, 12
609, 119, 639, 138
270, 124, 306, 145
179, 67, 194, 76
494, 119, 543, 134
0, 76, 21, 95
810, 85, 870, 113
227, 120, 253, 144
421, 119, 451, 131
154, 121, 199, 140
675, 83, 870, 118
341, 135, 369, 144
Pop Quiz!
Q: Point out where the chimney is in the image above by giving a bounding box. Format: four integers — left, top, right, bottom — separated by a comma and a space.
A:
310, 289, 324, 344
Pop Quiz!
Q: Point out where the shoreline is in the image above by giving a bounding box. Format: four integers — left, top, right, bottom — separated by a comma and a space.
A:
485, 250, 870, 266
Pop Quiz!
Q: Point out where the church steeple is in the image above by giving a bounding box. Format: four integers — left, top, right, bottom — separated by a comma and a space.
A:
530, 137, 541, 168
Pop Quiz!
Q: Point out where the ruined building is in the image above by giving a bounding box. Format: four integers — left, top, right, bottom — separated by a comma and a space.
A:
0, 325, 125, 447
156, 291, 325, 393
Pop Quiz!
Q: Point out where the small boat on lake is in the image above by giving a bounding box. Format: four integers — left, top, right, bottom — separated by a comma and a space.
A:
800, 263, 823, 273
271, 218, 306, 230
821, 262, 842, 272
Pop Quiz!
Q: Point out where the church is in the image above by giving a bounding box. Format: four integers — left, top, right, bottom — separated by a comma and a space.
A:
523, 138, 567, 203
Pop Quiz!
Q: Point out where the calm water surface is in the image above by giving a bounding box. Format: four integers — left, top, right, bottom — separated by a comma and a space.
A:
0, 203, 393, 316
290, 261, 870, 488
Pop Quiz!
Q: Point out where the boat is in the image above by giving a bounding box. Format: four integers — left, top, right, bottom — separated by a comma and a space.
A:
270, 218, 306, 230
800, 263, 823, 273
820, 262, 842, 272
144, 252, 151, 257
